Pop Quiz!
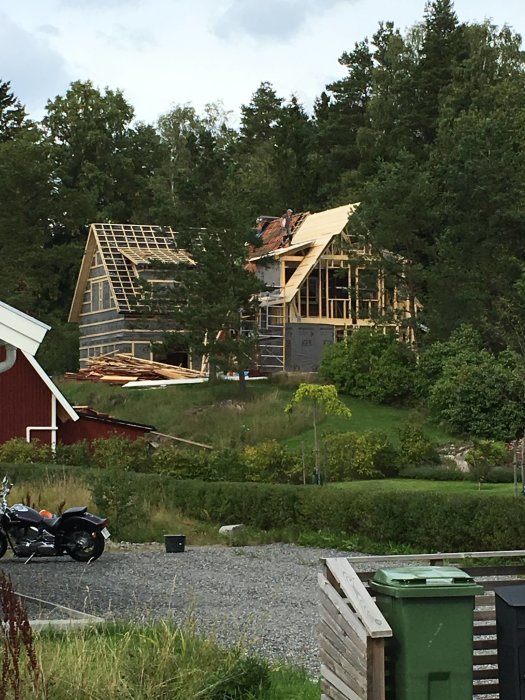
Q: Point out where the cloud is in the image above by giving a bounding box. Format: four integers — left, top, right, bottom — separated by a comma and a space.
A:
95, 24, 157, 52
213, 0, 350, 41
37, 24, 61, 37
0, 12, 71, 115
58, 0, 143, 7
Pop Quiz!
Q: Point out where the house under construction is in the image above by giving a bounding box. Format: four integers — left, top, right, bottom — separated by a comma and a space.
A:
249, 202, 415, 373
68, 224, 194, 368
68, 207, 415, 374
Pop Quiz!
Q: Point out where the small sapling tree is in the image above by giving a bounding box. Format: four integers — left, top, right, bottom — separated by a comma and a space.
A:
285, 384, 352, 483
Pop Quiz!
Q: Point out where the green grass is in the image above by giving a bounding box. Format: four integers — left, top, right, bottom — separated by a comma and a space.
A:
14, 621, 320, 699
57, 378, 457, 450
284, 396, 454, 450
326, 478, 515, 496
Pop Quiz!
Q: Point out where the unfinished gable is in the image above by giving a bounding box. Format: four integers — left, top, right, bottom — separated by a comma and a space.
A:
69, 223, 194, 368
249, 202, 415, 373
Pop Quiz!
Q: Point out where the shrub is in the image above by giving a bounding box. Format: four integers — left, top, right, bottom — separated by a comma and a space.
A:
6, 465, 525, 552
319, 328, 416, 404
208, 448, 248, 482
0, 438, 51, 464
91, 471, 146, 540
243, 441, 302, 484
399, 465, 467, 481
398, 424, 440, 468
486, 466, 516, 484
466, 440, 511, 483
92, 436, 152, 472
54, 441, 92, 467
415, 325, 483, 399
421, 330, 525, 440
321, 431, 400, 481
152, 445, 213, 480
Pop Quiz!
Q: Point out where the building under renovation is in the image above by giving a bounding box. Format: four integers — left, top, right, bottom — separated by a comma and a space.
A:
68, 206, 414, 374
249, 202, 415, 373
69, 224, 194, 368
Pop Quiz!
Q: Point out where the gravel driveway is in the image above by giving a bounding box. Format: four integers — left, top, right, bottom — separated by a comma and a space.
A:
1, 543, 358, 674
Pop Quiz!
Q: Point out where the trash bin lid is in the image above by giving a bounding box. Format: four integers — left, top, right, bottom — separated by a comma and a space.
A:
370, 566, 484, 598
494, 584, 525, 608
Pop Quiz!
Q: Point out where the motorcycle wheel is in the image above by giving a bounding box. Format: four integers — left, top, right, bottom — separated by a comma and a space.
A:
0, 532, 7, 559
67, 528, 105, 562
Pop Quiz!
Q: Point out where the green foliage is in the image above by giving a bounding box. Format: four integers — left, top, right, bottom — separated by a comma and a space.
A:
91, 471, 146, 541
320, 329, 416, 404
54, 441, 92, 467
152, 446, 213, 480
285, 383, 352, 418
466, 440, 511, 483
413, 326, 525, 440
322, 431, 400, 481
34, 621, 273, 700
428, 347, 525, 440
208, 448, 248, 482
0, 439, 51, 464
415, 325, 483, 399
36, 320, 80, 375
398, 424, 440, 468
92, 436, 151, 472
142, 219, 264, 383
243, 441, 302, 484
1, 4, 525, 383
485, 467, 516, 484
4, 464, 525, 552
207, 655, 270, 699
399, 465, 467, 481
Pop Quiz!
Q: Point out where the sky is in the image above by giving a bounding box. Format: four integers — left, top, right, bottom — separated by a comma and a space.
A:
1, 0, 524, 126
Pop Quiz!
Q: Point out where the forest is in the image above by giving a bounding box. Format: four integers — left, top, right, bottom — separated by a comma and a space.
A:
1, 0, 524, 375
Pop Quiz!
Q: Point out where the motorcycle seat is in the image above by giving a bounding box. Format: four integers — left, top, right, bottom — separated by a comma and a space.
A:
44, 516, 60, 527
62, 506, 88, 516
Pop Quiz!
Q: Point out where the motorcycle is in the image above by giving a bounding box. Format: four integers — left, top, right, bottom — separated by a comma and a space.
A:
0, 476, 110, 562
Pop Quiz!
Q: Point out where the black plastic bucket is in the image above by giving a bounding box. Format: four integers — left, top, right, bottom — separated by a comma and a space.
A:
164, 534, 186, 553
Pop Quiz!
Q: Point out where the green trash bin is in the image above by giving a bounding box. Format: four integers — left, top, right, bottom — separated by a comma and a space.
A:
370, 566, 483, 700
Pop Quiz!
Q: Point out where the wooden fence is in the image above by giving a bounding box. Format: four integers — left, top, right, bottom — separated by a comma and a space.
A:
320, 549, 525, 699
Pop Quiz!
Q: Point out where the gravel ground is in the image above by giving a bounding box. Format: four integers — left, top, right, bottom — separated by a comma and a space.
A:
1, 543, 360, 674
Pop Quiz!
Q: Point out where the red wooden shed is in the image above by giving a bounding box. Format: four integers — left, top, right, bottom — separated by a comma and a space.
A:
0, 302, 154, 447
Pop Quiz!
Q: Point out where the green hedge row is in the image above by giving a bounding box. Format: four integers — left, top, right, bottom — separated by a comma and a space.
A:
4, 463, 525, 552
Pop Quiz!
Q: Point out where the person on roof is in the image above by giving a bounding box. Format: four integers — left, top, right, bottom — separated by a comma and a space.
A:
280, 209, 293, 246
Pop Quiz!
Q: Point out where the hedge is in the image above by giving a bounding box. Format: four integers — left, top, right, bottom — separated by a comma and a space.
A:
3, 464, 525, 552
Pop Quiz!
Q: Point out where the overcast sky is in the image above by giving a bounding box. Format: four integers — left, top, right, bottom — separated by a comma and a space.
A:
1, 0, 524, 126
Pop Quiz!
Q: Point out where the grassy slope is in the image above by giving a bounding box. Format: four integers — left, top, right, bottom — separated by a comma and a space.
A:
57, 378, 456, 450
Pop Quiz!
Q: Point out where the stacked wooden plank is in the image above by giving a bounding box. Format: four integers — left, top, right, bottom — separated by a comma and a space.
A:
64, 353, 205, 384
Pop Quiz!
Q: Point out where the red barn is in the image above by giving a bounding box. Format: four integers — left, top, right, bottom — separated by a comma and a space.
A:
0, 302, 154, 447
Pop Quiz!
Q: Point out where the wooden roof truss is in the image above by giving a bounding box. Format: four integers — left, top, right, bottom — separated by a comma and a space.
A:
69, 224, 193, 321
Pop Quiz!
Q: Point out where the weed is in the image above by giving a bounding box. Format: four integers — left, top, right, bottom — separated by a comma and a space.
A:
0, 573, 43, 699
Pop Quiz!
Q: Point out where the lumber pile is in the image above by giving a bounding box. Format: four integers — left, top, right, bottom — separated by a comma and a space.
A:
64, 353, 205, 384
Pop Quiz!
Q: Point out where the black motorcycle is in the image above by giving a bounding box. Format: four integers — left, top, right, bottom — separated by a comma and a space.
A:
0, 476, 110, 562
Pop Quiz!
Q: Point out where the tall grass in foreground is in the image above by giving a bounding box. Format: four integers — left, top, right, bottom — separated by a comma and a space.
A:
27, 622, 319, 699
9, 475, 93, 514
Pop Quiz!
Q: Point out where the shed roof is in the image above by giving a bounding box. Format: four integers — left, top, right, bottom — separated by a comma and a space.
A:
0, 301, 50, 356
23, 352, 79, 422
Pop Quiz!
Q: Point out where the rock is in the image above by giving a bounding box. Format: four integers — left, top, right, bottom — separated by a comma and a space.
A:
438, 443, 473, 472
219, 524, 245, 535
